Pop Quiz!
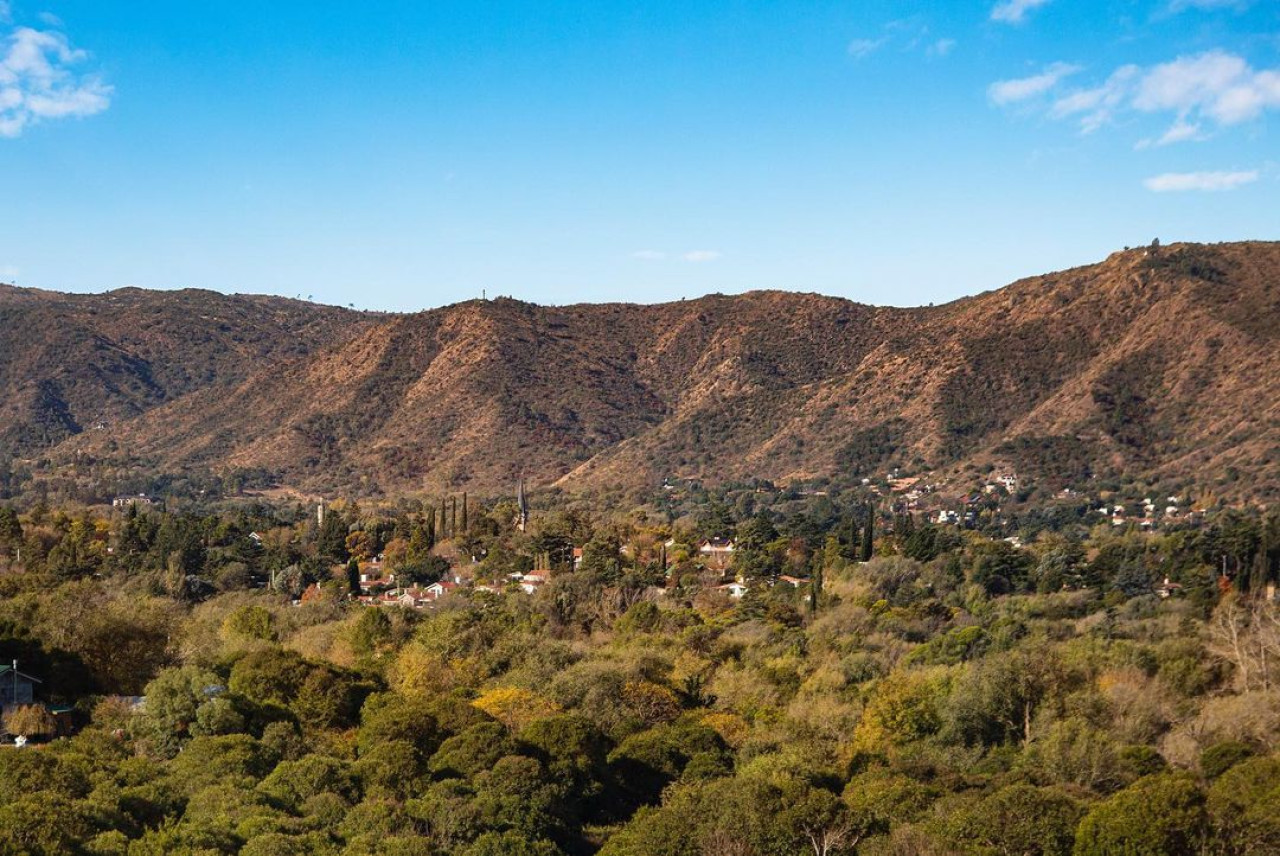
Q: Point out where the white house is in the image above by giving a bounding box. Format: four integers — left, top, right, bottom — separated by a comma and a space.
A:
699, 539, 735, 557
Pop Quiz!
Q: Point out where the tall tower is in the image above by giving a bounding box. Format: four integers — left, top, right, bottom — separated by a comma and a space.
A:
517, 479, 528, 533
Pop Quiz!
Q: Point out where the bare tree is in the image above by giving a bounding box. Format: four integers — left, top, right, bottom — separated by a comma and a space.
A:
1208, 594, 1280, 691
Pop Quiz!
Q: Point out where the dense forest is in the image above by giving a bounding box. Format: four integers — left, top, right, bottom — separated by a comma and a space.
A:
0, 485, 1279, 855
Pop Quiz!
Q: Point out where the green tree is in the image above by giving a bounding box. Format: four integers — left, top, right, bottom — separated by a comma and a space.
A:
1073, 774, 1208, 856
945, 784, 1084, 856
463, 831, 563, 856
130, 665, 224, 758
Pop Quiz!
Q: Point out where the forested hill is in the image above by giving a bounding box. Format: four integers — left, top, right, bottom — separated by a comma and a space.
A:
17, 241, 1280, 500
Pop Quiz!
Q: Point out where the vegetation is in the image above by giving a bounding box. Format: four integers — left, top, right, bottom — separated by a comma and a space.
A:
0, 484, 1278, 854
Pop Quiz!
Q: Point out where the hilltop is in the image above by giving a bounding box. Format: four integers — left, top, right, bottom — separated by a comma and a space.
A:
10, 241, 1280, 501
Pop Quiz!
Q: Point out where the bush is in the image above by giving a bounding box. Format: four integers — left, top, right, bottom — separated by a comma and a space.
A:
1074, 773, 1207, 856
1200, 740, 1254, 779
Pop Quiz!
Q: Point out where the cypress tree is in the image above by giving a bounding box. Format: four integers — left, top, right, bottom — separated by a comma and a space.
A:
440, 498, 448, 539
461, 493, 469, 534
860, 502, 875, 562
809, 564, 823, 616
450, 497, 458, 538
425, 508, 437, 551
346, 558, 361, 596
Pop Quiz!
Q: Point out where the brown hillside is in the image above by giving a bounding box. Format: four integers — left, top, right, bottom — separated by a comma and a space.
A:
0, 286, 374, 455
51, 242, 1280, 500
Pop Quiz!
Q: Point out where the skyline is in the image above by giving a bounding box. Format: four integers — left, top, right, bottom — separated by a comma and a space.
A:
1, 0, 1277, 312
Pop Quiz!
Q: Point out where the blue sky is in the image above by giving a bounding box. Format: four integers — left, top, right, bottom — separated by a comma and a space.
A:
0, 0, 1276, 311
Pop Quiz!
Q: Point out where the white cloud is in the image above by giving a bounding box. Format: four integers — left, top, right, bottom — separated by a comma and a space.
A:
847, 37, 885, 59
998, 50, 1280, 142
630, 250, 666, 261
682, 251, 721, 263
1143, 170, 1258, 191
990, 0, 1052, 24
1136, 117, 1205, 148
989, 63, 1081, 105
0, 21, 112, 137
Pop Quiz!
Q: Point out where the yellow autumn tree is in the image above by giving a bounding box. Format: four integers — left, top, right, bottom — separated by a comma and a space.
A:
701, 711, 750, 749
852, 667, 951, 753
472, 687, 560, 732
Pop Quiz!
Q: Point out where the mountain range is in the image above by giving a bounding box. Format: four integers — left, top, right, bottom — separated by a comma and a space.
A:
4, 241, 1277, 502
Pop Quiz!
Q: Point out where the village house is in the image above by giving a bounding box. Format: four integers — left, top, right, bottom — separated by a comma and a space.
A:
699, 538, 735, 556
1, 662, 40, 708
112, 494, 156, 509
357, 557, 396, 592
778, 575, 810, 588
718, 581, 748, 599
698, 538, 735, 570
424, 580, 459, 601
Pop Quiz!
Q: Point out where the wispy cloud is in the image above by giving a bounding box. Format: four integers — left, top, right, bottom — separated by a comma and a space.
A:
993, 50, 1280, 142
630, 250, 666, 261
1136, 117, 1204, 148
990, 0, 1052, 25
682, 251, 722, 263
988, 63, 1081, 105
847, 37, 886, 60
0, 263, 17, 280
1046, 65, 1140, 132
1143, 170, 1258, 191
0, 16, 112, 138
848, 17, 955, 62
928, 39, 957, 58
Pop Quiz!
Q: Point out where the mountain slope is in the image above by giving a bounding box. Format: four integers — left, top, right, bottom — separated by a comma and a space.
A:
51, 242, 1280, 500
0, 286, 374, 455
